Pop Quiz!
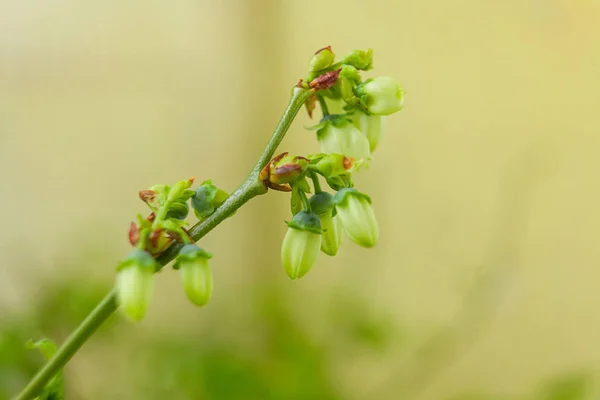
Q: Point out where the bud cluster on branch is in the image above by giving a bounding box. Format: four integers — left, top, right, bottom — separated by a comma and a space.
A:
114, 46, 405, 320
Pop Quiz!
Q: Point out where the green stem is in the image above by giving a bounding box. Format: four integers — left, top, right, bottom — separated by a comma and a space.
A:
297, 189, 311, 212
310, 171, 322, 193
317, 95, 330, 117
15, 86, 313, 400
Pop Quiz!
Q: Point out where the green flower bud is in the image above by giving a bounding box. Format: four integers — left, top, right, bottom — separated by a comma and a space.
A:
308, 46, 335, 72
269, 153, 309, 185
310, 192, 342, 256
317, 117, 371, 161
357, 77, 405, 116
115, 250, 157, 321
334, 188, 379, 248
281, 211, 322, 279
174, 244, 213, 306
342, 49, 373, 70
165, 199, 189, 220
352, 112, 387, 152
191, 180, 229, 220
314, 154, 354, 177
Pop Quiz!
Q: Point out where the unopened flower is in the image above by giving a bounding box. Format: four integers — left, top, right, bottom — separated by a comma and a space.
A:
342, 49, 373, 71
174, 244, 213, 306
357, 77, 405, 116
334, 188, 379, 248
352, 112, 387, 152
268, 153, 309, 185
309, 46, 335, 72
191, 180, 229, 220
317, 117, 371, 161
281, 211, 322, 279
310, 192, 341, 256
116, 249, 158, 321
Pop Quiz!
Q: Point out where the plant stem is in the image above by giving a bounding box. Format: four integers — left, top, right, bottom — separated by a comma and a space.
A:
317, 94, 330, 117
309, 171, 322, 193
15, 86, 313, 400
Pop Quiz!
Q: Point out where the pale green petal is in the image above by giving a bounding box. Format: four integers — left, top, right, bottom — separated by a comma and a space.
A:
116, 266, 154, 321
180, 258, 213, 306
337, 196, 379, 248
281, 228, 322, 279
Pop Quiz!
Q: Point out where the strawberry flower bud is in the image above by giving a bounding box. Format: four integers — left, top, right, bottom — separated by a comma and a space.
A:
174, 244, 213, 306
115, 250, 157, 321
357, 77, 405, 116
281, 211, 323, 279
316, 116, 371, 161
333, 188, 379, 248
310, 192, 342, 256
352, 112, 387, 152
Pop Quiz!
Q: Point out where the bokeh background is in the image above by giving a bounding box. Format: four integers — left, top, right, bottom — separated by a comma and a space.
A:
2, 0, 600, 399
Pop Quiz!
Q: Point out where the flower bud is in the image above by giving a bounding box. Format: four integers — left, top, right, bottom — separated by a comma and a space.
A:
310, 192, 342, 256
317, 117, 371, 161
269, 153, 309, 185
115, 250, 157, 321
352, 112, 387, 152
308, 46, 335, 72
342, 49, 373, 71
281, 211, 322, 279
165, 199, 189, 220
314, 154, 354, 177
333, 188, 379, 248
357, 77, 405, 116
174, 244, 213, 306
191, 180, 229, 220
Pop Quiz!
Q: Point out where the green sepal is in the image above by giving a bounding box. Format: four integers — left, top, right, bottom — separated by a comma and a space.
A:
339, 64, 362, 83
287, 210, 323, 234
290, 186, 303, 216
167, 178, 194, 203
116, 249, 158, 272
165, 199, 189, 220
341, 49, 373, 71
333, 188, 371, 207
191, 180, 229, 219
309, 192, 335, 216
173, 244, 213, 270
325, 175, 353, 191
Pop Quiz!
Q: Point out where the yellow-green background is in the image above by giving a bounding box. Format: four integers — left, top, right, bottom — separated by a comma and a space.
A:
1, 0, 599, 399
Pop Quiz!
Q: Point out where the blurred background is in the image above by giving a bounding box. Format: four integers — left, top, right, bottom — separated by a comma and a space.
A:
1, 0, 600, 399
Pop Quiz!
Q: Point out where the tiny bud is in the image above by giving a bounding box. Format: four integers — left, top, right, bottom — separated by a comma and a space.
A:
314, 154, 354, 177
356, 77, 405, 116
269, 153, 309, 185
115, 249, 157, 321
352, 112, 387, 152
317, 117, 371, 161
281, 211, 323, 279
309, 46, 335, 72
191, 180, 229, 220
128, 222, 140, 246
174, 244, 213, 306
342, 49, 373, 70
333, 188, 379, 248
165, 199, 189, 220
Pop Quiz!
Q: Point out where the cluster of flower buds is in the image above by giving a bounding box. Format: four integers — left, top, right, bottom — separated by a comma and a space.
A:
114, 46, 405, 320
116, 178, 228, 321
273, 46, 405, 280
